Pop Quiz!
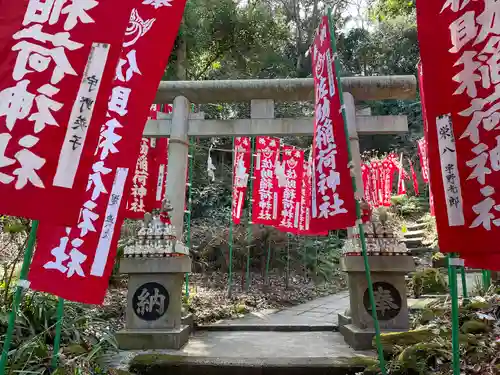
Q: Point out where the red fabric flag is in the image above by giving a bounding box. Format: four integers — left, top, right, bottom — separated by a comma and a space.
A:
463, 254, 500, 271
232, 137, 251, 224
410, 159, 419, 196
417, 138, 430, 184
310, 15, 356, 232
418, 63, 434, 216
251, 136, 280, 226
361, 163, 371, 206
0, 0, 135, 225
29, 0, 188, 305
149, 104, 159, 120
369, 160, 381, 208
276, 146, 304, 234
396, 154, 407, 195
416, 0, 500, 254
149, 138, 169, 210
298, 152, 328, 236
125, 138, 152, 218
381, 158, 397, 206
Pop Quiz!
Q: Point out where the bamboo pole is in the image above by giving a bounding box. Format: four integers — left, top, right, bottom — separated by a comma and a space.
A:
448, 254, 461, 375
245, 137, 255, 291
0, 220, 39, 374
51, 297, 65, 369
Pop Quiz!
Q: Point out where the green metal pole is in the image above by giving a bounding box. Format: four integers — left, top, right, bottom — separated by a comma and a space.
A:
245, 138, 255, 291
286, 233, 290, 289
0, 220, 39, 374
184, 138, 195, 297
460, 266, 468, 299
51, 297, 65, 369
327, 9, 386, 374
228, 138, 235, 298
447, 254, 461, 375
482, 270, 491, 291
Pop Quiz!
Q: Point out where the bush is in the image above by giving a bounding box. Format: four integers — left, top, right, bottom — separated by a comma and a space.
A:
411, 268, 448, 298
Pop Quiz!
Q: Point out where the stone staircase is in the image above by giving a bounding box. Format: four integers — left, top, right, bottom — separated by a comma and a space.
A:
401, 219, 434, 256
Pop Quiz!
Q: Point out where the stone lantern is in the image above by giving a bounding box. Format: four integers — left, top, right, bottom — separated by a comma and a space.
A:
338, 207, 415, 350
116, 198, 191, 350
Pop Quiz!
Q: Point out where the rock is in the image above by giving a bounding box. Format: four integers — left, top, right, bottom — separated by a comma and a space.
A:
63, 344, 87, 356
376, 329, 434, 352
461, 320, 489, 334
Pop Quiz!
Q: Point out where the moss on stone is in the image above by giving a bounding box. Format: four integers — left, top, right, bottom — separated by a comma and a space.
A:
461, 320, 489, 334
376, 329, 434, 352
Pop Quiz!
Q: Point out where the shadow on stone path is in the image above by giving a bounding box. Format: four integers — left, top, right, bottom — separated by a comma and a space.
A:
215, 291, 350, 326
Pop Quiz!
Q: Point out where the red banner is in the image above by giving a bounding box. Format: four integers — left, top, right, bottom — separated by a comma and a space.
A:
410, 159, 419, 196
370, 160, 381, 207
277, 146, 304, 233
381, 158, 396, 206
150, 138, 169, 210
252, 136, 280, 226
232, 137, 251, 224
361, 163, 371, 205
298, 152, 328, 236
29, 0, 188, 304
310, 15, 356, 232
417, 0, 500, 254
417, 138, 430, 184
0, 0, 135, 225
396, 154, 407, 195
125, 138, 151, 218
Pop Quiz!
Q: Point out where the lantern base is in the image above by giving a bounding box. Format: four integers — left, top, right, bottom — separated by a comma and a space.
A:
116, 326, 190, 350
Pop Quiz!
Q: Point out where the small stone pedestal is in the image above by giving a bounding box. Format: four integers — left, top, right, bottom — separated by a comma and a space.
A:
338, 255, 415, 350
116, 255, 191, 350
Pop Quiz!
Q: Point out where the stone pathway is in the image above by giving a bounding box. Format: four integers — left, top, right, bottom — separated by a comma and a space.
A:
215, 291, 350, 326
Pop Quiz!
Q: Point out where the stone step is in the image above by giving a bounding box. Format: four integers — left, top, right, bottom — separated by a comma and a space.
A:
404, 229, 425, 239
406, 223, 426, 231
127, 355, 370, 375
402, 238, 423, 248
196, 323, 338, 332
112, 331, 375, 375
407, 247, 435, 256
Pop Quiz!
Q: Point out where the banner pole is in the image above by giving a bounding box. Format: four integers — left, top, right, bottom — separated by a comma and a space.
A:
245, 137, 255, 291
265, 238, 271, 286
286, 233, 290, 289
228, 137, 235, 298
448, 254, 461, 375
0, 220, 39, 374
185, 138, 195, 297
327, 9, 386, 374
460, 266, 468, 299
51, 297, 65, 369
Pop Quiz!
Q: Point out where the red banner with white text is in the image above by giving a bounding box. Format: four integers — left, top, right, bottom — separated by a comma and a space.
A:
310, 15, 356, 232
417, 0, 500, 254
417, 138, 429, 184
29, 0, 187, 304
0, 0, 135, 225
252, 136, 280, 226
150, 138, 169, 210
277, 146, 304, 234
298, 153, 328, 236
232, 137, 251, 224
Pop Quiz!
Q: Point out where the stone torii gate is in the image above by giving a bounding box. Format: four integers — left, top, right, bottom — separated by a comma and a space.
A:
117, 76, 416, 350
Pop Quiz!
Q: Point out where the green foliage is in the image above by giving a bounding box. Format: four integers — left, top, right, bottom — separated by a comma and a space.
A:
391, 195, 429, 218
411, 269, 448, 298
369, 0, 415, 20
0, 289, 118, 374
